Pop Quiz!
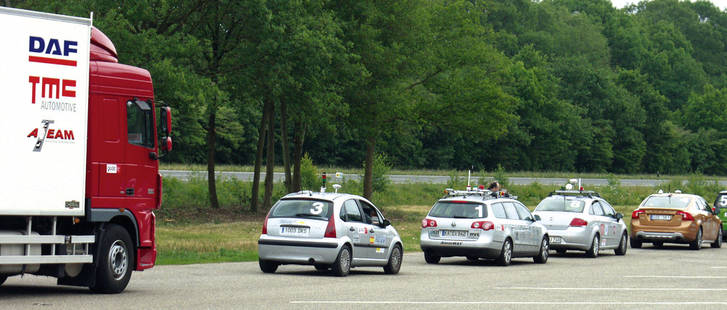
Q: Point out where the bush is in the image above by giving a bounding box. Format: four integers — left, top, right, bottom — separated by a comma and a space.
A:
300, 153, 319, 190
372, 153, 392, 193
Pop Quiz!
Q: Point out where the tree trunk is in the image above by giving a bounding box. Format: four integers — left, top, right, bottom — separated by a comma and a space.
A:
4, 0, 11, 8
292, 121, 307, 192
251, 100, 269, 213
263, 100, 276, 209
363, 136, 376, 199
206, 105, 219, 209
280, 102, 292, 193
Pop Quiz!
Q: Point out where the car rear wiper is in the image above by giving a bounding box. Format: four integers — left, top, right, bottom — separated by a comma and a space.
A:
452, 216, 472, 219
294, 213, 323, 218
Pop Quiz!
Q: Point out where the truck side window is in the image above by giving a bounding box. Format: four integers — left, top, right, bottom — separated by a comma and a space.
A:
127, 99, 154, 148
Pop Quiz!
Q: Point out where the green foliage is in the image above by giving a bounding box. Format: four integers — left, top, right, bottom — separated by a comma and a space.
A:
494, 165, 509, 189
371, 153, 392, 193
9, 0, 727, 183
300, 153, 319, 191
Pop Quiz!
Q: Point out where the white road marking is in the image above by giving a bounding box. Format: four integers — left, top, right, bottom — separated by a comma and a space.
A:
712, 266, 727, 269
290, 301, 727, 305
625, 275, 727, 279
496, 287, 727, 291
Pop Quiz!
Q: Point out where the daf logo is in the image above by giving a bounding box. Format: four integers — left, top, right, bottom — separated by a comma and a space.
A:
451, 221, 456, 227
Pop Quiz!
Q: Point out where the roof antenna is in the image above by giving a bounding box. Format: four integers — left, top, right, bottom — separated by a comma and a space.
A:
466, 169, 471, 191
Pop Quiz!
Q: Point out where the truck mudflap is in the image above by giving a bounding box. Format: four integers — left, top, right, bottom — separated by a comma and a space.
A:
137, 247, 156, 270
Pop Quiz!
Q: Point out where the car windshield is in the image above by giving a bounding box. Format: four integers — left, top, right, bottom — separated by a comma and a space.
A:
270, 199, 332, 220
428, 201, 487, 218
642, 196, 692, 209
535, 196, 585, 213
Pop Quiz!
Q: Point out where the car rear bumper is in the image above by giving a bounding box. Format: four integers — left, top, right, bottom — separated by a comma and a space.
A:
631, 221, 698, 243
258, 235, 341, 265
633, 231, 689, 243
420, 231, 503, 258
546, 228, 591, 251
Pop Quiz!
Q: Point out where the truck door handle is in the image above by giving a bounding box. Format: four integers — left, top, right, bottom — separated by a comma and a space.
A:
125, 188, 135, 196
349, 227, 355, 232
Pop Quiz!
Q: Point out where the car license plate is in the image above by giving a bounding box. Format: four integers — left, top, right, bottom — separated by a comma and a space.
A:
440, 230, 468, 238
650, 215, 672, 221
549, 236, 562, 244
281, 226, 309, 236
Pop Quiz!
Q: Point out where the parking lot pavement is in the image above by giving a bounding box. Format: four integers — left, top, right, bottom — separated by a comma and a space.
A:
2, 244, 727, 309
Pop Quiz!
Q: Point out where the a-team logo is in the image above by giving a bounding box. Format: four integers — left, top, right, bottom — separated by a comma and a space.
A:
26, 120, 75, 152
28, 36, 78, 67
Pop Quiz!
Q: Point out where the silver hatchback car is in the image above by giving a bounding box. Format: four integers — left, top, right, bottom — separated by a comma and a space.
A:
420, 189, 549, 266
533, 190, 628, 257
258, 191, 403, 276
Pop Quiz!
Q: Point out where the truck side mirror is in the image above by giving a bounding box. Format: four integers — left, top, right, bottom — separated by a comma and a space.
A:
160, 107, 172, 137
160, 107, 172, 152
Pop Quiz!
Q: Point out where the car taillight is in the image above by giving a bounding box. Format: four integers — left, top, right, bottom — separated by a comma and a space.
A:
632, 210, 645, 219
471, 221, 494, 231
677, 210, 694, 221
421, 219, 438, 228
569, 218, 588, 227
262, 212, 270, 234
324, 213, 336, 238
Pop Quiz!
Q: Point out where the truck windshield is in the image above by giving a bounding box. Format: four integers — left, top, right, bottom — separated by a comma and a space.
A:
428, 201, 487, 218
535, 196, 585, 213
642, 196, 691, 209
270, 199, 332, 220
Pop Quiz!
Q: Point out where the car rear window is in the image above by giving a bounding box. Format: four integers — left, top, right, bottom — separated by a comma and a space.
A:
428, 201, 487, 218
642, 196, 692, 209
535, 196, 585, 213
270, 199, 333, 220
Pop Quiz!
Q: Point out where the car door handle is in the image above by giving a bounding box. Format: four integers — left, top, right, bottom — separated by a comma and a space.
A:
349, 227, 356, 232
370, 229, 375, 233
125, 188, 134, 196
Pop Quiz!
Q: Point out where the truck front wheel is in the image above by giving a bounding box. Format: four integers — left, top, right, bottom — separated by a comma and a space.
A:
91, 224, 134, 294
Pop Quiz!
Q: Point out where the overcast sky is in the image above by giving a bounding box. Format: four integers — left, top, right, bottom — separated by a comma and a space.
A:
610, 0, 727, 9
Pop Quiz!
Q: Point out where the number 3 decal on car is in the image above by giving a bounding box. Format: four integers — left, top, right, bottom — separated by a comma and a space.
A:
310, 202, 324, 215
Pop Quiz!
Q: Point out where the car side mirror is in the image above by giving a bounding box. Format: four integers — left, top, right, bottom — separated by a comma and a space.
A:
533, 214, 541, 222
712, 207, 719, 215
381, 219, 391, 227
615, 213, 623, 220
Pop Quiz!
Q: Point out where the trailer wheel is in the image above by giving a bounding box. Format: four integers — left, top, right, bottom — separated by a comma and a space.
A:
91, 224, 133, 294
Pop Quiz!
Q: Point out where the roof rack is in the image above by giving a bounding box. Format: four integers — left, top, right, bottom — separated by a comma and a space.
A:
443, 188, 518, 200
548, 190, 600, 198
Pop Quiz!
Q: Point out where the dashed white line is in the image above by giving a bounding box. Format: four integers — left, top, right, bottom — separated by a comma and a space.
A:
496, 287, 727, 291
290, 301, 727, 305
625, 275, 727, 279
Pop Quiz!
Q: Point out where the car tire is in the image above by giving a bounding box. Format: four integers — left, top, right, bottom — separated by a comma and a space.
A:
424, 250, 440, 264
90, 224, 134, 294
712, 229, 722, 248
690, 228, 703, 250
384, 244, 403, 274
631, 238, 642, 248
653, 241, 663, 248
314, 264, 329, 271
496, 238, 513, 266
585, 234, 599, 258
533, 237, 549, 264
614, 233, 628, 255
331, 245, 351, 277
259, 260, 279, 273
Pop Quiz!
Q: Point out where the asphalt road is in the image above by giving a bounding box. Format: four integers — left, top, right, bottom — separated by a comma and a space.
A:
160, 170, 727, 187
3, 243, 727, 309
